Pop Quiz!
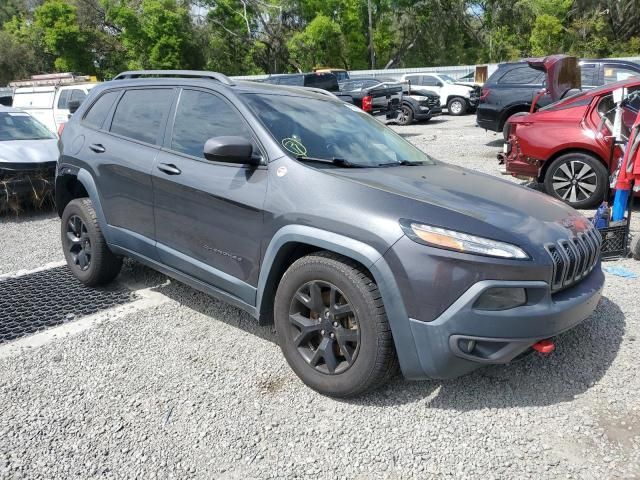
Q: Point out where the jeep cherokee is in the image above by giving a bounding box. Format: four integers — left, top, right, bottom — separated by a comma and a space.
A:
56, 70, 605, 397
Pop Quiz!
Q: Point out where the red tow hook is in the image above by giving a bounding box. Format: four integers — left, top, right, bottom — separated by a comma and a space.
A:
532, 339, 555, 354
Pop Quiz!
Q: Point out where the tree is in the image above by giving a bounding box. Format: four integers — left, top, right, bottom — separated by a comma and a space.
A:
288, 15, 345, 71
530, 13, 565, 56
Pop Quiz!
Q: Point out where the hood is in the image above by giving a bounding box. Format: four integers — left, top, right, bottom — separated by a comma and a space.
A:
0, 139, 59, 167
328, 162, 591, 249
527, 54, 581, 102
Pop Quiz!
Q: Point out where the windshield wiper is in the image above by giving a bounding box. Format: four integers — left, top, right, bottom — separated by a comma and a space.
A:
378, 160, 424, 167
296, 155, 364, 168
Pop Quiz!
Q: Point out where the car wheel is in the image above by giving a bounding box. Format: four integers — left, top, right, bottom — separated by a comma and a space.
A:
61, 198, 122, 286
502, 112, 529, 140
274, 252, 398, 397
396, 105, 414, 125
543, 153, 608, 209
447, 97, 467, 116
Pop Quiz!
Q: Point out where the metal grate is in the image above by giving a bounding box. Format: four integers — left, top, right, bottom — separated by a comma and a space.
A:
546, 227, 602, 292
0, 266, 136, 344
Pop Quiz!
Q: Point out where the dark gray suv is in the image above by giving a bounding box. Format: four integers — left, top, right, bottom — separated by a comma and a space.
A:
56, 70, 605, 397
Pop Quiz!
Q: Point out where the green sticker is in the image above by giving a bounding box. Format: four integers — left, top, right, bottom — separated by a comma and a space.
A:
282, 137, 307, 156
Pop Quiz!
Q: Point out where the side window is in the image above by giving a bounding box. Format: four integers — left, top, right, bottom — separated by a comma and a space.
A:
57, 89, 86, 109
171, 90, 254, 159
83, 90, 120, 130
278, 76, 303, 86
57, 90, 70, 109
422, 76, 440, 86
498, 66, 544, 85
110, 89, 174, 144
604, 65, 640, 84
580, 63, 598, 87
405, 75, 420, 84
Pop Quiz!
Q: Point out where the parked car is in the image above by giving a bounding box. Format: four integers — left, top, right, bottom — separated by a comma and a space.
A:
338, 78, 403, 121
477, 58, 640, 138
399, 73, 480, 115
262, 72, 340, 92
500, 74, 640, 209
10, 73, 97, 135
313, 68, 350, 81
0, 106, 58, 211
0, 88, 12, 107
57, 70, 604, 397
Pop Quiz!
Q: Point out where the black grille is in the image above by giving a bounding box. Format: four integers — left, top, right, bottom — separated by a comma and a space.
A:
546, 227, 601, 292
0, 266, 136, 344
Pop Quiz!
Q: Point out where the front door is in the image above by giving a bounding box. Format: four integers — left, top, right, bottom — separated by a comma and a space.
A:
152, 88, 267, 305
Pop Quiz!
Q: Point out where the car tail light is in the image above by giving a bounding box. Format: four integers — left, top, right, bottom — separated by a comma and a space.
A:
57, 122, 65, 136
480, 88, 490, 102
362, 95, 373, 112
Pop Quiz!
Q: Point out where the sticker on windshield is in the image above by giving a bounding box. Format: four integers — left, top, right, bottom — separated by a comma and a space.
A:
282, 138, 307, 156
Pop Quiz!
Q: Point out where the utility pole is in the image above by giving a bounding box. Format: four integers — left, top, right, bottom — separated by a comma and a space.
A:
368, 0, 374, 69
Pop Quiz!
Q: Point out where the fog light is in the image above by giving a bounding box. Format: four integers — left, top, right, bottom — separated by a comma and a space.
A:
474, 287, 526, 311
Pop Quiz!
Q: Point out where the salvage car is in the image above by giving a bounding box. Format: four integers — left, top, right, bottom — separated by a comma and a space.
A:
500, 74, 640, 209
477, 57, 640, 138
338, 77, 403, 121
399, 73, 480, 115
57, 70, 604, 397
0, 106, 58, 212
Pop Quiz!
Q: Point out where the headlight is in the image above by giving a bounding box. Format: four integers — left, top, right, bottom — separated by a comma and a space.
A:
400, 221, 529, 259
412, 95, 428, 101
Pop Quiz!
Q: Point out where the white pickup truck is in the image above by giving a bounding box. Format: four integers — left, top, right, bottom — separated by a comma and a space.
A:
399, 73, 480, 116
10, 73, 98, 135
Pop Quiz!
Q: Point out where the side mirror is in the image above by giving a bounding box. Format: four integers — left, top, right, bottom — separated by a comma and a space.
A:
203, 136, 260, 165
436, 82, 443, 87
68, 100, 81, 114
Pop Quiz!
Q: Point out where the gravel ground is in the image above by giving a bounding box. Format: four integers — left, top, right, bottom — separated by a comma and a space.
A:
1, 115, 639, 479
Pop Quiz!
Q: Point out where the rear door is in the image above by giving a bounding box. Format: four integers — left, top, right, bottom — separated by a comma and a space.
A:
82, 87, 175, 258
55, 87, 90, 131
152, 88, 268, 302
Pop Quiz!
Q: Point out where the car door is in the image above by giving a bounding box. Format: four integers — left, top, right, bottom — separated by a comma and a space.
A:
152, 88, 268, 305
422, 76, 443, 103
84, 87, 175, 259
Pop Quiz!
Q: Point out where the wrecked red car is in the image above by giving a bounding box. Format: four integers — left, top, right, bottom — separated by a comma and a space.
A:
499, 55, 640, 209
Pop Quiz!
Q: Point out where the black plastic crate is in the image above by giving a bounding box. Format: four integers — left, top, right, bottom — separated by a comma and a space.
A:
598, 223, 629, 260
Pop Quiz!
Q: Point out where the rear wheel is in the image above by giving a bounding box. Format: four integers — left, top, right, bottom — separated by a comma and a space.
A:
396, 104, 414, 125
543, 153, 608, 209
447, 97, 467, 116
274, 252, 398, 397
61, 198, 122, 286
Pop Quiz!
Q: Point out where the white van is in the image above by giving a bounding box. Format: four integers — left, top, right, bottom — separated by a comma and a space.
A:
10, 73, 98, 135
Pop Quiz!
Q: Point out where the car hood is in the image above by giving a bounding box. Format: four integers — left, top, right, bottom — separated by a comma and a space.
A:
527, 54, 581, 102
328, 162, 591, 249
0, 139, 59, 167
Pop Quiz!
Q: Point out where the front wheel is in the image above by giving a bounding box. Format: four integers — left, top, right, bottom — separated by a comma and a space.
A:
543, 153, 608, 209
447, 97, 467, 116
61, 198, 122, 286
274, 252, 398, 397
396, 105, 414, 125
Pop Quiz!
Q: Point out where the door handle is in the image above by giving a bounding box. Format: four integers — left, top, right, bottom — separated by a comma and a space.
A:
89, 143, 105, 153
157, 163, 182, 175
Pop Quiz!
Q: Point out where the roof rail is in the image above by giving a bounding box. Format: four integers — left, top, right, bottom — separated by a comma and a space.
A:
113, 70, 235, 86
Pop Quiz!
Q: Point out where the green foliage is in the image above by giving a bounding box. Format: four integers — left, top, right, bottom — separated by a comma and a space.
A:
288, 15, 345, 70
1, 0, 640, 85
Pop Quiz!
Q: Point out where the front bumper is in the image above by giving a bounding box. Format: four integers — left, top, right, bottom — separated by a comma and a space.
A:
406, 267, 604, 379
0, 162, 56, 210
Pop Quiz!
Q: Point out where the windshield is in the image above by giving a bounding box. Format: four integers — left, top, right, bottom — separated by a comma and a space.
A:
440, 75, 456, 84
242, 93, 433, 167
0, 112, 56, 141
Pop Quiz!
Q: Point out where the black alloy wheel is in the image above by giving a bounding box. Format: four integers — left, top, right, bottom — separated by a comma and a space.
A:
66, 214, 92, 271
288, 280, 360, 375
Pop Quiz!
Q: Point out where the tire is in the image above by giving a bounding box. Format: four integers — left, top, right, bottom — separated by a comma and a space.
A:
447, 97, 467, 116
543, 153, 608, 209
502, 112, 529, 140
61, 198, 122, 286
396, 104, 414, 125
631, 235, 640, 260
274, 252, 398, 397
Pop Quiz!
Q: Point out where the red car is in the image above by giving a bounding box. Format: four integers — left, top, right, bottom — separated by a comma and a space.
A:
500, 56, 640, 209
